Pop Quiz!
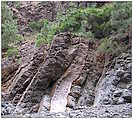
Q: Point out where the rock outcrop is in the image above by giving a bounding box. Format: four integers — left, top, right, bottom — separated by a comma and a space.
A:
1, 40, 35, 93
8, 45, 47, 106
1, 33, 132, 118
94, 53, 132, 106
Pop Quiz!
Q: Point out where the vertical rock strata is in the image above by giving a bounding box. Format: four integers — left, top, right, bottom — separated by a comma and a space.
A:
3, 33, 131, 117
14, 33, 79, 113
50, 42, 88, 112
8, 46, 47, 105
94, 53, 132, 106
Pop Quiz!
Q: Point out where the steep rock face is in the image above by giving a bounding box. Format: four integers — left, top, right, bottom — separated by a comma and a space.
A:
14, 33, 79, 113
94, 53, 132, 106
1, 41, 35, 93
7, 33, 99, 114
76, 50, 100, 107
1, 33, 132, 117
64, 49, 100, 110
8, 45, 47, 105
50, 39, 88, 112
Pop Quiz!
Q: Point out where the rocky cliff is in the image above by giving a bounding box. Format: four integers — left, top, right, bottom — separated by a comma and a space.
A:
1, 32, 132, 118
1, 1, 132, 118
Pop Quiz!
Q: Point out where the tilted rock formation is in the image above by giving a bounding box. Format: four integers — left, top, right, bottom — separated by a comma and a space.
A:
1, 40, 35, 92
50, 38, 88, 112
1, 33, 132, 118
1, 59, 19, 85
12, 33, 76, 113
94, 53, 132, 106
8, 45, 47, 106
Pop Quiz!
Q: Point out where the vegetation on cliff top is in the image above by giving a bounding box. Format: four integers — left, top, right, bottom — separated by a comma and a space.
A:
35, 2, 131, 56
1, 2, 131, 57
1, 2, 23, 50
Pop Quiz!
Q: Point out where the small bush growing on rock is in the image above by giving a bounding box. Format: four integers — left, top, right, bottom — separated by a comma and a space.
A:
97, 38, 122, 56
7, 47, 18, 58
35, 33, 47, 47
36, 20, 58, 46
28, 20, 44, 32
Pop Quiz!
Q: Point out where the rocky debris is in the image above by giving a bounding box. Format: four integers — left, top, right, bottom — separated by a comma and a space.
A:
67, 95, 76, 108
94, 53, 132, 106
2, 104, 131, 118
1, 101, 15, 116
68, 104, 132, 118
121, 89, 132, 103
70, 85, 82, 98
113, 89, 132, 104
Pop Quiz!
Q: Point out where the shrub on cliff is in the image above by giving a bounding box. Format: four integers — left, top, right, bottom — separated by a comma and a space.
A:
98, 2, 132, 56
36, 4, 112, 46
7, 47, 18, 58
1, 2, 22, 50
36, 2, 131, 51
28, 20, 44, 32
35, 20, 58, 46
111, 2, 131, 34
